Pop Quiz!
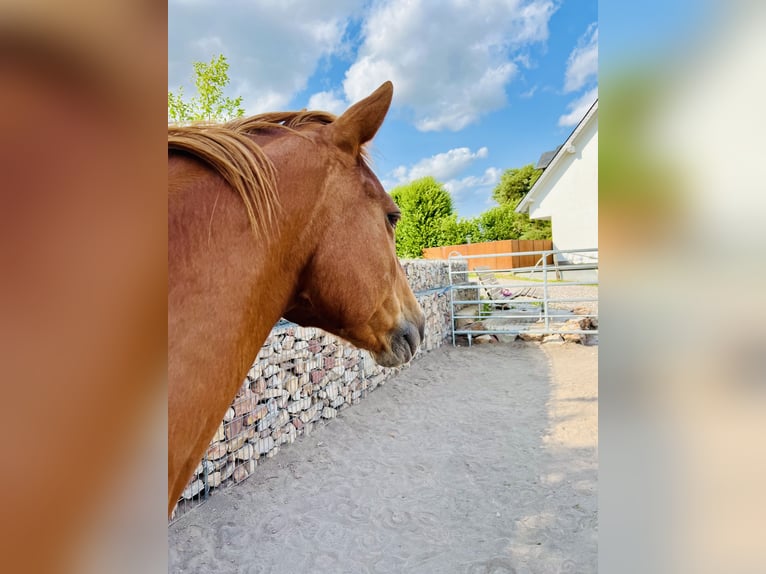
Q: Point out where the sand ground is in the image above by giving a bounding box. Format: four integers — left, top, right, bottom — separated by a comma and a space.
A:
168, 341, 597, 573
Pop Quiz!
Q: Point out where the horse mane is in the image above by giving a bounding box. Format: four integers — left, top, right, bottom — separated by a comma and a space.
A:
167, 110, 340, 236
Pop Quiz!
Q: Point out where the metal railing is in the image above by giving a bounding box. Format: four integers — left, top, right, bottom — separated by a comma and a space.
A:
448, 248, 598, 345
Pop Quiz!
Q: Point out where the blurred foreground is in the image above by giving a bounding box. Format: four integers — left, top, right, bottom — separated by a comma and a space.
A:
0, 1, 167, 573
600, 1, 766, 572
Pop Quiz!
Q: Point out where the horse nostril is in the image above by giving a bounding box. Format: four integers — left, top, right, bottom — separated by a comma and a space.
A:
403, 321, 421, 356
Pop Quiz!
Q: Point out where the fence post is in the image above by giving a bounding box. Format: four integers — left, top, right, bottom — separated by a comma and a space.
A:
543, 251, 550, 331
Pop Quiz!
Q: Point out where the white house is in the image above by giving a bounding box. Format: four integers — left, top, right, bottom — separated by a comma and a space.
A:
516, 99, 598, 265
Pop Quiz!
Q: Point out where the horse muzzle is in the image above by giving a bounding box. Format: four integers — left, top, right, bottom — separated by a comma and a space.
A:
373, 313, 426, 368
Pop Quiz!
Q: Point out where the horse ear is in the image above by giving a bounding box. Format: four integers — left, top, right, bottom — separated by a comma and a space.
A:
331, 81, 393, 155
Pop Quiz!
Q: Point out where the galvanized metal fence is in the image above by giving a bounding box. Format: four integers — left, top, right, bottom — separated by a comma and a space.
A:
449, 248, 598, 345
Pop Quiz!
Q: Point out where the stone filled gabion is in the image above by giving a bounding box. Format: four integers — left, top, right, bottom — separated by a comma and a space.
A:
175, 260, 454, 514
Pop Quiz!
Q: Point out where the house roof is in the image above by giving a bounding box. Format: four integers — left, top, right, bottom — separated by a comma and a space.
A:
516, 98, 598, 214
535, 146, 561, 169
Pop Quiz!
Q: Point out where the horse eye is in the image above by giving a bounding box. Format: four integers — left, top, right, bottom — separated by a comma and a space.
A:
387, 212, 401, 229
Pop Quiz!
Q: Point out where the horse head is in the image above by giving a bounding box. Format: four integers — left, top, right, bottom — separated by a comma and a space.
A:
282, 82, 425, 367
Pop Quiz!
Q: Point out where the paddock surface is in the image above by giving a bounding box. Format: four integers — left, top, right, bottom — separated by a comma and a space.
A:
168, 341, 597, 573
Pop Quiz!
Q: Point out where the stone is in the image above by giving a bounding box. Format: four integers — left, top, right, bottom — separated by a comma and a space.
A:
292, 418, 303, 430
275, 395, 289, 409
225, 417, 244, 440
299, 405, 319, 424
321, 407, 337, 419
205, 441, 227, 461
227, 435, 246, 453
542, 334, 565, 344
251, 378, 266, 395
287, 397, 311, 414
270, 371, 286, 386
223, 408, 236, 423
257, 413, 276, 432
474, 334, 497, 344
234, 443, 255, 461
207, 471, 222, 489
257, 436, 275, 455
518, 331, 544, 342
210, 456, 228, 471
247, 405, 269, 425
232, 464, 248, 483
263, 387, 284, 399
285, 376, 299, 397
220, 462, 235, 482
182, 479, 204, 500
274, 410, 290, 429
560, 320, 585, 343
295, 340, 310, 352
233, 390, 257, 417
213, 422, 226, 442
263, 364, 280, 379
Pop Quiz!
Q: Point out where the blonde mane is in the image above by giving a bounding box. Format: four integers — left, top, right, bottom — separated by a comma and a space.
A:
168, 110, 338, 235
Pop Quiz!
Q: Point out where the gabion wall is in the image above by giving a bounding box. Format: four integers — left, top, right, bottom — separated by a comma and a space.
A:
172, 259, 462, 519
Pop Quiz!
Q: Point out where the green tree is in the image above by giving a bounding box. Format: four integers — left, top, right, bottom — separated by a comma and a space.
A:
491, 164, 542, 207
390, 177, 454, 257
476, 203, 552, 241
168, 54, 245, 123
438, 214, 481, 246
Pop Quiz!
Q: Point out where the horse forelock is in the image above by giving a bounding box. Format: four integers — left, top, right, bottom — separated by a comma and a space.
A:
168, 111, 373, 235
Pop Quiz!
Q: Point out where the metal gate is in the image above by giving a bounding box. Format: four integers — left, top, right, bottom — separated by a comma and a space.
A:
448, 248, 598, 345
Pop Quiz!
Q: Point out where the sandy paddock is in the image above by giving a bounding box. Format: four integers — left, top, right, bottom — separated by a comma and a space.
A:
169, 341, 597, 573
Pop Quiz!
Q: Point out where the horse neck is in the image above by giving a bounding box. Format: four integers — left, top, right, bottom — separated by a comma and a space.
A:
168, 158, 313, 506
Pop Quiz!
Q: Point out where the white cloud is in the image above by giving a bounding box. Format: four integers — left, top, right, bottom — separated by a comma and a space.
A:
343, 0, 557, 131
444, 167, 503, 198
564, 23, 598, 93
520, 85, 538, 98
392, 147, 490, 183
307, 90, 348, 115
558, 87, 598, 127
168, 0, 361, 114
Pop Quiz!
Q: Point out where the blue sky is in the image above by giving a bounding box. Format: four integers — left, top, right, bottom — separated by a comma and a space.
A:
169, 0, 597, 218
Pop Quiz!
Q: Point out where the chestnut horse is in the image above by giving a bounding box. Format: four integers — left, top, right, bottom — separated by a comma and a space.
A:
168, 82, 425, 515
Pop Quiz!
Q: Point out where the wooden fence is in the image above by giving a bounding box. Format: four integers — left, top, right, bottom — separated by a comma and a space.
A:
422, 239, 554, 271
